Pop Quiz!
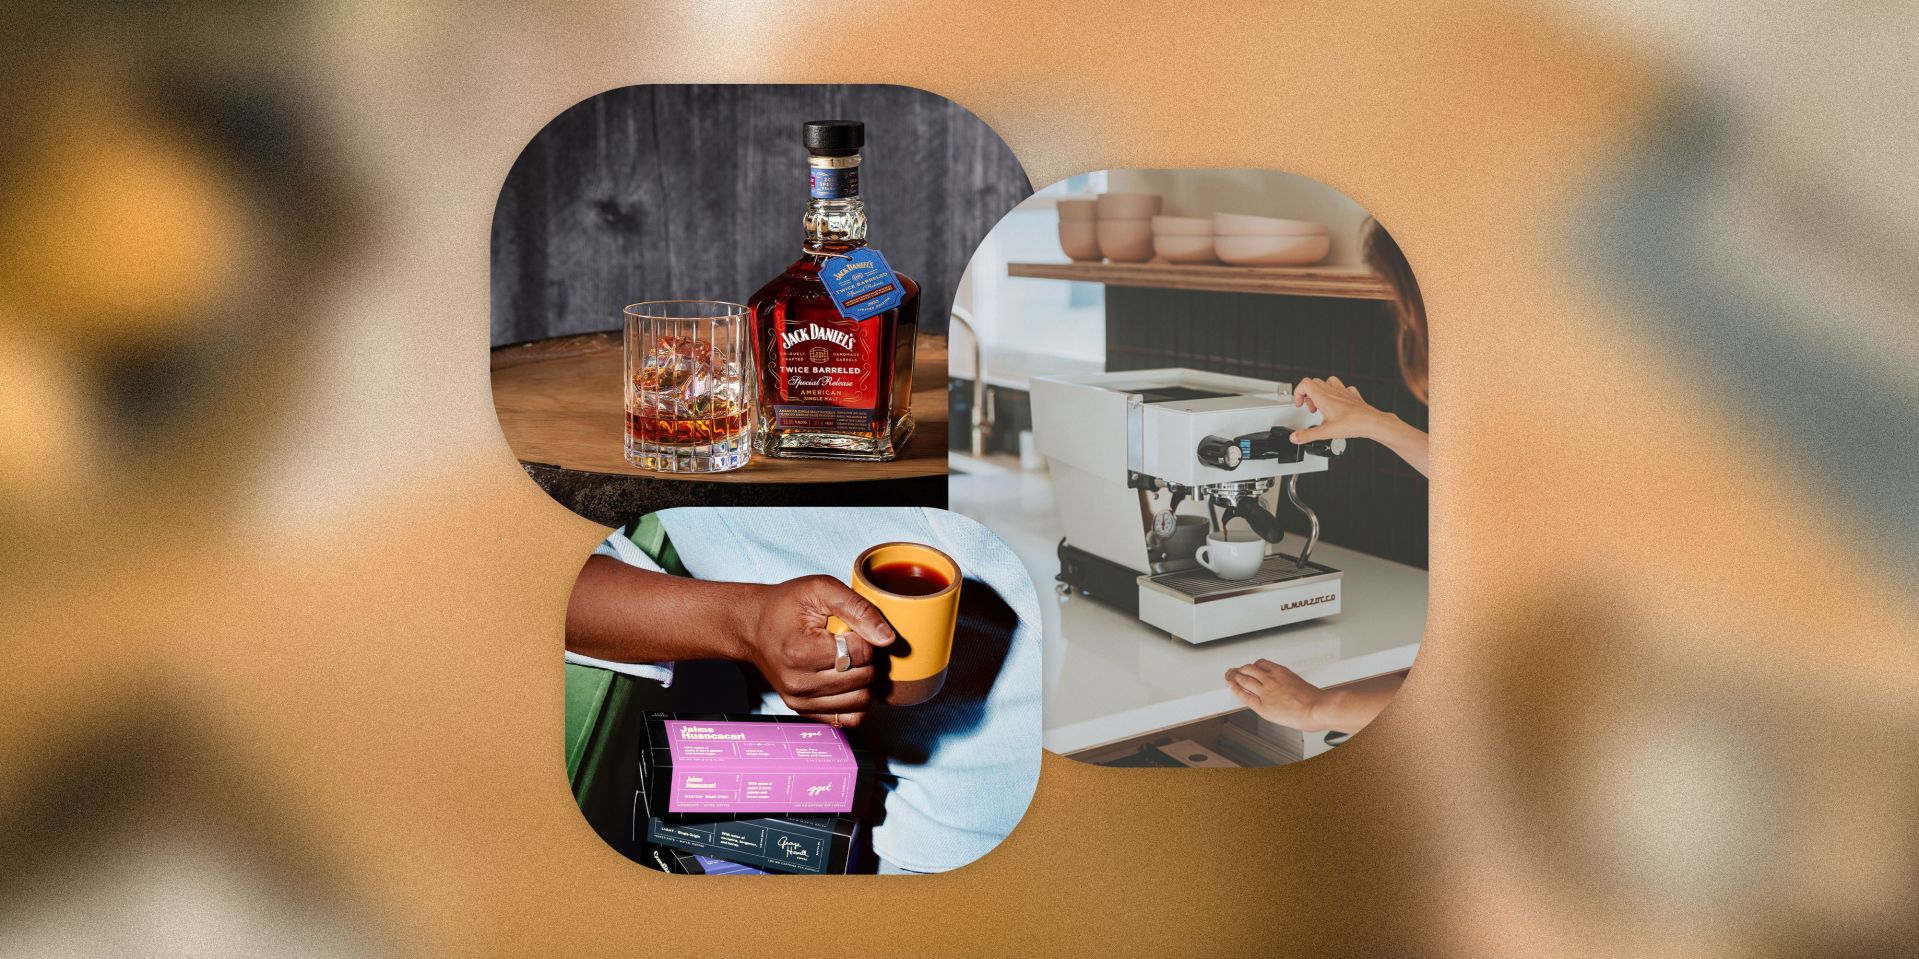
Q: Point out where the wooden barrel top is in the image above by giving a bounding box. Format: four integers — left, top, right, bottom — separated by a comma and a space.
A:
491, 331, 949, 485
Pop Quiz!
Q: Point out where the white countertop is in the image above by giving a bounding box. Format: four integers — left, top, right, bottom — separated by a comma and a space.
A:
950, 467, 1428, 754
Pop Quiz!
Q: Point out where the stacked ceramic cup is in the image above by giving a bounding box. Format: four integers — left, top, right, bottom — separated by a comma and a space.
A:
1056, 198, 1100, 261
1211, 213, 1330, 266
1150, 215, 1217, 263
1092, 193, 1162, 262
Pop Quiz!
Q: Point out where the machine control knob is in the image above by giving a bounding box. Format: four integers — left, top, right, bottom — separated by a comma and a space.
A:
1196, 435, 1243, 470
1297, 436, 1346, 458
1205, 429, 1345, 467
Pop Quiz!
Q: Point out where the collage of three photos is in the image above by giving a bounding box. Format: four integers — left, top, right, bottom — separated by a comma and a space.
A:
490, 84, 1430, 876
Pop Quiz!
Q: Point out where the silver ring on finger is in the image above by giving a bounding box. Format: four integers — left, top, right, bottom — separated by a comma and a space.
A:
834, 634, 852, 672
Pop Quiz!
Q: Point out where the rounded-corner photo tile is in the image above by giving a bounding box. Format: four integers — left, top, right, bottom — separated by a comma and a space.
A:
946, 169, 1429, 767
490, 84, 1032, 525
563, 505, 1040, 876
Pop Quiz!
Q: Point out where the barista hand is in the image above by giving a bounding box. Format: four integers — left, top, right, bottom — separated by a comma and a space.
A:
1226, 659, 1403, 734
736, 575, 896, 727
1226, 660, 1325, 731
1288, 376, 1391, 442
1289, 375, 1430, 477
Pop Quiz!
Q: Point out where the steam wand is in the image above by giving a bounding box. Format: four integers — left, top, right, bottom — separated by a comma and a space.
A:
1284, 474, 1320, 570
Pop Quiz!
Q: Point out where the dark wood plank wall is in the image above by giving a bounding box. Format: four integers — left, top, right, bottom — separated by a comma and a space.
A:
491, 84, 1031, 346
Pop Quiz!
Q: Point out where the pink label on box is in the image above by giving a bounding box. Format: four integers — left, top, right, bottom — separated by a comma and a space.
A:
663, 721, 858, 813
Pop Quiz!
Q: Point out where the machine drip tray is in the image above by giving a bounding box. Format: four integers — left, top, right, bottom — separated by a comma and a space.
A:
1145, 555, 1340, 603
1057, 540, 1145, 615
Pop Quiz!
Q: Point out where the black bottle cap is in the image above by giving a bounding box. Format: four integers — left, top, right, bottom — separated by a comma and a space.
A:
804, 120, 864, 156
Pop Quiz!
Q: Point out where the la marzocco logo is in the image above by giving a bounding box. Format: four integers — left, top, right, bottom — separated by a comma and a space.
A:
1280, 594, 1335, 612
781, 323, 855, 351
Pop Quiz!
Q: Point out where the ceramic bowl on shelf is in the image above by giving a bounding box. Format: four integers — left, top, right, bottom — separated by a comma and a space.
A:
1057, 198, 1099, 222
1096, 192, 1164, 220
1150, 215, 1212, 236
1211, 212, 1328, 236
1215, 233, 1331, 266
1058, 220, 1101, 261
1096, 219, 1155, 262
1153, 234, 1218, 263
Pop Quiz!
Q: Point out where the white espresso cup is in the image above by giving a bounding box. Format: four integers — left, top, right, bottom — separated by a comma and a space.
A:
1195, 529, 1267, 581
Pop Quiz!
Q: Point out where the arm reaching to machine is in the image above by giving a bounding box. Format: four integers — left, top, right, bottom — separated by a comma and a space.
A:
1224, 659, 1404, 734
567, 555, 896, 727
1288, 375, 1429, 477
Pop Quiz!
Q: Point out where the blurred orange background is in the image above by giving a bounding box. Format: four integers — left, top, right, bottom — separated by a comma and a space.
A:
1, 1, 1914, 956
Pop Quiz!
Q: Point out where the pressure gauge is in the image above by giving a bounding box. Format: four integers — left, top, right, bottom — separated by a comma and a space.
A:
1151, 509, 1179, 540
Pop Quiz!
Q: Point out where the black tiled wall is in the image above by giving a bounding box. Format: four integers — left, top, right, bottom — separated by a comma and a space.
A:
1105, 287, 1429, 569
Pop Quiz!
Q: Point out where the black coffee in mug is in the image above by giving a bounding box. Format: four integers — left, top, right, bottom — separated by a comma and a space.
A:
864, 561, 951, 597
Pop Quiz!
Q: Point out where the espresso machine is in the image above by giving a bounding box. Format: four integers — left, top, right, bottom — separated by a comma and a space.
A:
1030, 368, 1346, 643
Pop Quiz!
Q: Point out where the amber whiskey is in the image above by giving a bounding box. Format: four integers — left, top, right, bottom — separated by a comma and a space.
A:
748, 120, 920, 460
627, 367, 752, 447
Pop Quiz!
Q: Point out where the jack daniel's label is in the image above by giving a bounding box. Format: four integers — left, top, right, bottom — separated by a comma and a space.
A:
771, 314, 879, 432
780, 322, 855, 352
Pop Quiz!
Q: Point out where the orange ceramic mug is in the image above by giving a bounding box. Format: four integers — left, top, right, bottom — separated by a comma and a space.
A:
827, 542, 962, 706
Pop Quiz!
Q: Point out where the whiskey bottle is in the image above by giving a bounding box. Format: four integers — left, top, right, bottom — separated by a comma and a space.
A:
748, 120, 920, 460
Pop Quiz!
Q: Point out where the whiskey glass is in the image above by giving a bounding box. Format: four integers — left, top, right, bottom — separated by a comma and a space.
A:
624, 300, 755, 473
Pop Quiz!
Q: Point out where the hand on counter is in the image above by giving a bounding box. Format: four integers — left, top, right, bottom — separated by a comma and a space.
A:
566, 556, 894, 727
1225, 659, 1402, 735
1288, 376, 1429, 477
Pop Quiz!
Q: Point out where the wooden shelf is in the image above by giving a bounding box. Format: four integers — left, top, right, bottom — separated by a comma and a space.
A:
491, 331, 947, 485
1007, 261, 1393, 300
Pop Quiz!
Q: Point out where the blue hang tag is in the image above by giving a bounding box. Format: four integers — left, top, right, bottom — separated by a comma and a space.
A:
819, 248, 905, 322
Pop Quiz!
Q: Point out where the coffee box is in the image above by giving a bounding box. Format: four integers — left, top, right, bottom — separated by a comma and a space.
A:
639, 809, 863, 875
639, 712, 873, 816
641, 843, 773, 876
